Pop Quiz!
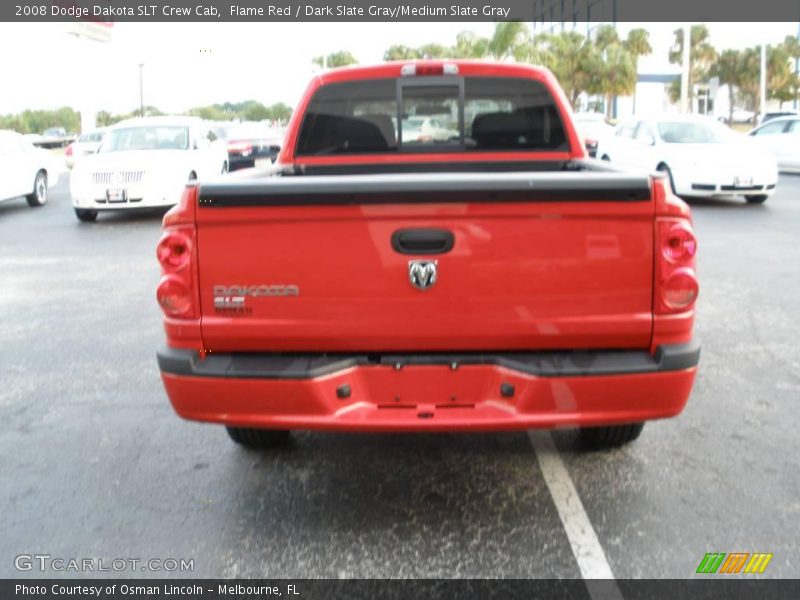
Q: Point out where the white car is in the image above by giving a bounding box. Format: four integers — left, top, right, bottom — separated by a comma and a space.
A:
748, 116, 800, 173
65, 127, 108, 169
0, 129, 59, 208
573, 112, 615, 158
70, 116, 229, 222
597, 115, 778, 204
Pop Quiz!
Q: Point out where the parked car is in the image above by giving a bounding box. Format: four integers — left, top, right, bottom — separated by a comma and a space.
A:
717, 109, 756, 125
212, 121, 282, 170
156, 61, 700, 452
0, 129, 59, 207
597, 115, 778, 204
748, 115, 800, 173
35, 127, 76, 149
759, 111, 798, 125
69, 116, 229, 222
65, 127, 108, 169
573, 112, 615, 158
402, 116, 458, 143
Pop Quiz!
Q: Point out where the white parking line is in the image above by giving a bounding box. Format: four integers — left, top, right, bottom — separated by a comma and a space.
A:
528, 430, 624, 599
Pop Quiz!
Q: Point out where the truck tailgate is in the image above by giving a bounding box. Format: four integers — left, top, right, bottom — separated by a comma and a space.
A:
194, 171, 654, 352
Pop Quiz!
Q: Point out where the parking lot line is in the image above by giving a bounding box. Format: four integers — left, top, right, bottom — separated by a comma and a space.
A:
528, 431, 622, 595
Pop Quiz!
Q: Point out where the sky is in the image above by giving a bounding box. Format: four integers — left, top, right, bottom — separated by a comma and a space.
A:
0, 22, 795, 116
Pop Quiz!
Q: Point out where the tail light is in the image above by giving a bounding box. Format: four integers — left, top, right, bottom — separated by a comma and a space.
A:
227, 140, 253, 154
655, 191, 699, 315
157, 186, 198, 320
65, 143, 74, 156
157, 231, 192, 270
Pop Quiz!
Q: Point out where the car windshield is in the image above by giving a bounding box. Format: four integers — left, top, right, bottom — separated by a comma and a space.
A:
657, 121, 734, 144
101, 126, 189, 152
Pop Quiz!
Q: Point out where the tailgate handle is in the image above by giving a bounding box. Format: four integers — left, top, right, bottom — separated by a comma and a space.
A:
392, 229, 455, 255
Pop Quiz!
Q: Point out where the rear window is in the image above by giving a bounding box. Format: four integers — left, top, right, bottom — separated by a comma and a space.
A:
296, 77, 569, 156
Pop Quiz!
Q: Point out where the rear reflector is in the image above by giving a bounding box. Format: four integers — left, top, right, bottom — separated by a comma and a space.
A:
157, 276, 193, 317
400, 63, 458, 77
662, 268, 699, 310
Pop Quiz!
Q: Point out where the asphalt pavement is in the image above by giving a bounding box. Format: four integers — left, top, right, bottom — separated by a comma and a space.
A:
0, 171, 798, 579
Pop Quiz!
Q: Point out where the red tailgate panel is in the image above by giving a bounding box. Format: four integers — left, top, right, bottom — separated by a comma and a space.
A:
195, 200, 654, 352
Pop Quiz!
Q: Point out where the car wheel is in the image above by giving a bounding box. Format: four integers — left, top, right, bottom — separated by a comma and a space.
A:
226, 426, 291, 449
74, 208, 98, 222
221, 161, 228, 174
745, 195, 768, 204
657, 164, 677, 194
26, 170, 48, 207
188, 171, 197, 182
579, 423, 645, 450
600, 154, 610, 161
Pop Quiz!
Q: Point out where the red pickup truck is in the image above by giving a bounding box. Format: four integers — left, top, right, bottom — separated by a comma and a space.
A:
156, 61, 700, 450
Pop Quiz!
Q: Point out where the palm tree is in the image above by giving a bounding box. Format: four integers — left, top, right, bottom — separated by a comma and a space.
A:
710, 49, 741, 123
452, 31, 489, 59
538, 32, 598, 108
487, 22, 528, 60
591, 44, 637, 118
668, 25, 717, 108
624, 29, 652, 113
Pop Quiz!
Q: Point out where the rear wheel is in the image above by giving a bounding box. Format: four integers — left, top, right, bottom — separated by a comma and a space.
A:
746, 195, 768, 204
579, 423, 645, 450
600, 154, 610, 161
26, 170, 48, 207
74, 208, 98, 222
226, 426, 290, 449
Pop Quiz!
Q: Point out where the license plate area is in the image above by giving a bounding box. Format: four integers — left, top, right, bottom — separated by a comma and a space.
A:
106, 188, 127, 203
734, 176, 753, 187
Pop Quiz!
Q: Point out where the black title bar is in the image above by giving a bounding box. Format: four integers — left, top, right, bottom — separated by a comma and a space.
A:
7, 0, 800, 22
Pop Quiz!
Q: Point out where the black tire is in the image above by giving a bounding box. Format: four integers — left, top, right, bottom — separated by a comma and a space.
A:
600, 154, 610, 161
221, 161, 228, 174
26, 170, 48, 207
579, 423, 645, 450
188, 171, 197, 182
746, 195, 768, 204
657, 164, 677, 194
74, 208, 98, 222
226, 426, 290, 449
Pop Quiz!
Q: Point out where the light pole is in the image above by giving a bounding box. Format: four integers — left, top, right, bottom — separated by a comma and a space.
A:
759, 43, 767, 122
138, 63, 145, 117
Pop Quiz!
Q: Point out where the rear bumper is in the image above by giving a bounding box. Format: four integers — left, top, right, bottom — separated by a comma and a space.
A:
157, 342, 700, 432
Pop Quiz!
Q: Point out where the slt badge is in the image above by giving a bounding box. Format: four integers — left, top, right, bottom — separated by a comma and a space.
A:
408, 260, 438, 291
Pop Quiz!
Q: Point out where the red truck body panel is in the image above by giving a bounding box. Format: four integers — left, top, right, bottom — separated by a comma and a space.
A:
195, 199, 654, 352
156, 60, 698, 433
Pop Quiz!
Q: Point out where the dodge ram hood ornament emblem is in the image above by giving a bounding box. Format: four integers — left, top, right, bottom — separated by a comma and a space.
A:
408, 260, 438, 290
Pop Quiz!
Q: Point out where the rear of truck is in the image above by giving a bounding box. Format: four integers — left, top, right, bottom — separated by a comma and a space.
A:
155, 61, 700, 448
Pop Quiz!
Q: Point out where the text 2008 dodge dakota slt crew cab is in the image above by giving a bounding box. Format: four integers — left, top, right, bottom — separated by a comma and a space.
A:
155, 61, 700, 450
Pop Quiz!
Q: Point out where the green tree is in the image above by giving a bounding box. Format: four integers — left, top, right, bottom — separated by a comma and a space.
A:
487, 22, 528, 60
451, 31, 489, 58
668, 25, 718, 108
266, 102, 292, 123
710, 49, 742, 123
313, 51, 358, 69
536, 31, 599, 108
417, 43, 450, 59
383, 45, 421, 61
